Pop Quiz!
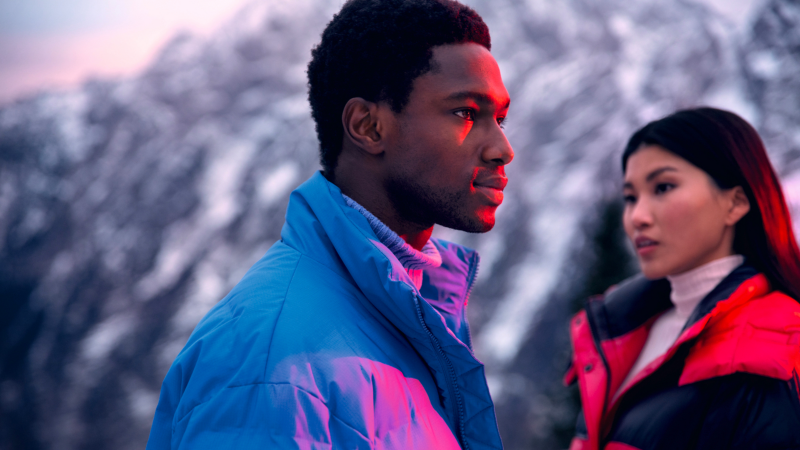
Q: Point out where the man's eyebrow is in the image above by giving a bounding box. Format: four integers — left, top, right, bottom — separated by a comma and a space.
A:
646, 166, 678, 182
445, 91, 511, 109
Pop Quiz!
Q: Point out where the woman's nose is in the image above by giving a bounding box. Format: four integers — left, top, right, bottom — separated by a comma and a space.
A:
629, 198, 653, 229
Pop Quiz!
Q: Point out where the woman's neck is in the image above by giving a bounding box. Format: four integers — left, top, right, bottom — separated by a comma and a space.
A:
666, 254, 745, 318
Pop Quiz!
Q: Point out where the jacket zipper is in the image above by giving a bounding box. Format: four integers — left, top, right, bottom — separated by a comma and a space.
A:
414, 296, 468, 450
462, 253, 480, 352
584, 303, 612, 445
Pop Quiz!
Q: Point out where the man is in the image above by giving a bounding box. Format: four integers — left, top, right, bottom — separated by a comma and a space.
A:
147, 0, 512, 448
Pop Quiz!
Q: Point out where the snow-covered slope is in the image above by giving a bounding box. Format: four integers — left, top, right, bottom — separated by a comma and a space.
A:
1, 0, 797, 448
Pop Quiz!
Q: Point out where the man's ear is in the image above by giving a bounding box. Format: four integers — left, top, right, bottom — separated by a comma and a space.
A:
342, 98, 384, 155
726, 186, 751, 226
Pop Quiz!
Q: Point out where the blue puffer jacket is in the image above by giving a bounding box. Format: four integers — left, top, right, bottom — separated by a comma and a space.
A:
146, 172, 503, 449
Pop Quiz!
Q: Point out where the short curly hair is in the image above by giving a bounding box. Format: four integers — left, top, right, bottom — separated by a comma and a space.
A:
307, 0, 491, 176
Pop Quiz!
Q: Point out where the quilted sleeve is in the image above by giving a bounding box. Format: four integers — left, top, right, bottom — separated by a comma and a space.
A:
160, 383, 371, 450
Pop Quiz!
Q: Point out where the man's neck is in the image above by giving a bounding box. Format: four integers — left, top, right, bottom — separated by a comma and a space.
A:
343, 186, 433, 251
332, 164, 433, 251
399, 228, 434, 251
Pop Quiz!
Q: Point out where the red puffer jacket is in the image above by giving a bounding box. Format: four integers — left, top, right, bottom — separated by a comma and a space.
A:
566, 265, 800, 450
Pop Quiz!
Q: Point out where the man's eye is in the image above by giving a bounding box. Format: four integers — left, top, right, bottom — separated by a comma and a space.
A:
655, 183, 675, 194
455, 109, 475, 121
497, 116, 507, 129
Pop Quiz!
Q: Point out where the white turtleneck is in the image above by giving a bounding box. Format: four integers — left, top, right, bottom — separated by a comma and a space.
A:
617, 254, 745, 394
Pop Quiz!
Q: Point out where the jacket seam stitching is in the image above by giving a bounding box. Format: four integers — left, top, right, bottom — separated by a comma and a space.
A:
262, 254, 303, 380
278, 240, 355, 286
172, 398, 207, 435
226, 382, 371, 441
170, 255, 303, 429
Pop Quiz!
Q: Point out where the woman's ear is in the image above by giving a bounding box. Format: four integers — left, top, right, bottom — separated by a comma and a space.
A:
726, 186, 751, 226
342, 98, 384, 155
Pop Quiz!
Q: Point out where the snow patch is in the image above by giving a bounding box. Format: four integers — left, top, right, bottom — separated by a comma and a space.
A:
702, 79, 760, 125
80, 315, 134, 361
257, 161, 300, 206
695, 0, 766, 34
172, 258, 229, 333
129, 386, 160, 422
203, 139, 257, 228
478, 207, 580, 364
136, 138, 257, 299
748, 50, 782, 79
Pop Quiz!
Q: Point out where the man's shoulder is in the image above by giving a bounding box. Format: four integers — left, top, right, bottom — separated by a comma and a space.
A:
187, 238, 376, 357
165, 240, 375, 400
201, 241, 303, 324
194, 240, 361, 341
171, 242, 304, 373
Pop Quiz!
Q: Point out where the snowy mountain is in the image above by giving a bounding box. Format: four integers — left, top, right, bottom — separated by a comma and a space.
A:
1, 0, 798, 448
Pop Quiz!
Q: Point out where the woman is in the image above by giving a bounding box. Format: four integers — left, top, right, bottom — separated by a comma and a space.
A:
566, 107, 800, 450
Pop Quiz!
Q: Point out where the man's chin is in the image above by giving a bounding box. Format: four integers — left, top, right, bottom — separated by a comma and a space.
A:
442, 210, 496, 233
387, 179, 499, 233
471, 220, 495, 233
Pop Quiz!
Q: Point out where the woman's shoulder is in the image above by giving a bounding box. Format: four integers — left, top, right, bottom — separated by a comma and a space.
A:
726, 283, 800, 328
754, 287, 800, 310
680, 280, 800, 385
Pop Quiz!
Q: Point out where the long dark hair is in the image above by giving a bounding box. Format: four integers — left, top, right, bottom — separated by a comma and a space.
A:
622, 107, 800, 300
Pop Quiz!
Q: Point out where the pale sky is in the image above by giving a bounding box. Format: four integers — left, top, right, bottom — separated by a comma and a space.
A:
0, 0, 248, 105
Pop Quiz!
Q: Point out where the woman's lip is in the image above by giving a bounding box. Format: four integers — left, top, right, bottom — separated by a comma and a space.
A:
634, 237, 659, 257
636, 243, 658, 257
475, 185, 504, 205
634, 236, 659, 247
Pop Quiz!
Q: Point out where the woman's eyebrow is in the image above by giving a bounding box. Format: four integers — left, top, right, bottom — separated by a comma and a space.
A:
646, 166, 678, 182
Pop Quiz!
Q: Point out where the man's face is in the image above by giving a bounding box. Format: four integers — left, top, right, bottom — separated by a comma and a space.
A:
383, 43, 513, 233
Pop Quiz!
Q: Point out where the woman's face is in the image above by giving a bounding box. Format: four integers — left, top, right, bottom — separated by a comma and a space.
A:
622, 145, 749, 279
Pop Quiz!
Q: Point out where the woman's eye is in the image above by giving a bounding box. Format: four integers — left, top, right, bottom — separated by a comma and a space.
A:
623, 194, 636, 204
455, 109, 475, 121
654, 183, 675, 194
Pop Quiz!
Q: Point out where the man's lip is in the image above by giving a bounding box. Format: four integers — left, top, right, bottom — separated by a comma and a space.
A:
473, 176, 508, 191
475, 185, 504, 205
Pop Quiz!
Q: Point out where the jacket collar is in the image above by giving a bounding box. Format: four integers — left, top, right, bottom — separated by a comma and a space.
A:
590, 264, 759, 341
280, 172, 502, 449
280, 171, 475, 338
681, 264, 758, 330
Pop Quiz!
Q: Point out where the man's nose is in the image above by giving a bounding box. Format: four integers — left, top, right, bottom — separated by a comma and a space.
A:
482, 124, 514, 165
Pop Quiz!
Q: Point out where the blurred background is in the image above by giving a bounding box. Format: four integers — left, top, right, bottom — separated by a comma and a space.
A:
1, 0, 799, 448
